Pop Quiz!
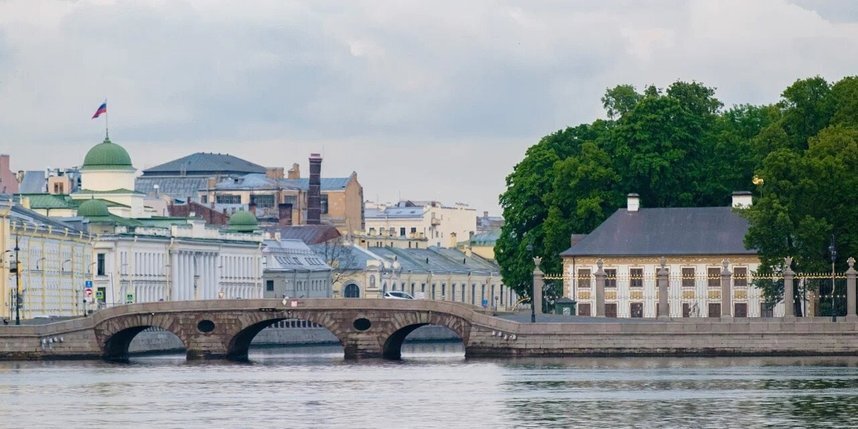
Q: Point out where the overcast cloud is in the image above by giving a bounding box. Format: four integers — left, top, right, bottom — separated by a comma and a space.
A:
1, 0, 857, 214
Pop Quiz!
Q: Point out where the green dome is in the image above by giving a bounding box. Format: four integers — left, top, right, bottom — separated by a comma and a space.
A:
228, 210, 258, 232
82, 137, 133, 169
77, 199, 111, 217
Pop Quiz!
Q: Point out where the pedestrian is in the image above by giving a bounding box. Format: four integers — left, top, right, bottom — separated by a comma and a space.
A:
2, 319, 8, 325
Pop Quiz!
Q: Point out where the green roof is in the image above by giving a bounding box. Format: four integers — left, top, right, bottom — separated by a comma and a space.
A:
81, 137, 134, 170
77, 199, 110, 217
19, 194, 76, 209
228, 210, 258, 232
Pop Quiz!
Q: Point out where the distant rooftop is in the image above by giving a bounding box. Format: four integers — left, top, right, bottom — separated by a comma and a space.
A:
561, 206, 756, 257
141, 153, 267, 176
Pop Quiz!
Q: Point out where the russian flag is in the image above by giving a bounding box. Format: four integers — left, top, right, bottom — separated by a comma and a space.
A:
92, 102, 107, 119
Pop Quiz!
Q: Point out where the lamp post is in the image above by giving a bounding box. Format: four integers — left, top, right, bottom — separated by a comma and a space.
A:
14, 235, 20, 325
829, 235, 837, 322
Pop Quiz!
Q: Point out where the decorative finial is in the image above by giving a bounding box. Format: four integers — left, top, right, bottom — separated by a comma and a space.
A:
722, 259, 729, 270
785, 256, 793, 267
659, 256, 666, 269
533, 256, 542, 269
848, 257, 855, 269
596, 259, 604, 270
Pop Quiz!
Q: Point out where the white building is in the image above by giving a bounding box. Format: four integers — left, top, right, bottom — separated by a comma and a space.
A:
262, 238, 332, 299
364, 200, 477, 248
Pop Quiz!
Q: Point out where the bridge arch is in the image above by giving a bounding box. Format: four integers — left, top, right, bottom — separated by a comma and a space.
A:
381, 311, 472, 360
96, 316, 186, 362
226, 312, 346, 361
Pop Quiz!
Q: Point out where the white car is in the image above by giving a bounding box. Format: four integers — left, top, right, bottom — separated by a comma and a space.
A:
383, 291, 414, 300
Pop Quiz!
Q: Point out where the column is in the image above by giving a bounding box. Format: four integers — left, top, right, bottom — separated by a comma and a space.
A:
846, 257, 856, 320
594, 259, 606, 317
170, 251, 179, 301
783, 256, 795, 318
657, 257, 669, 319
720, 259, 732, 318
532, 257, 543, 316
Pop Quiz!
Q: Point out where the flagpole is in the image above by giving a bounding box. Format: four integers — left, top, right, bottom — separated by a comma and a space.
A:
105, 99, 109, 139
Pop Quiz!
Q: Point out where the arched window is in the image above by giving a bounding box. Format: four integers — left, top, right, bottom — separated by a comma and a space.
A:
344, 284, 360, 298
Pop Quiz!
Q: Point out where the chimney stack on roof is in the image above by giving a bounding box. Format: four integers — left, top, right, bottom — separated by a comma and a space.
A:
627, 193, 640, 212
307, 153, 322, 225
287, 163, 300, 179
731, 191, 753, 208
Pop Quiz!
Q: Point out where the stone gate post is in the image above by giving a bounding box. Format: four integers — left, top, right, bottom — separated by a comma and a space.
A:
532, 257, 544, 316
720, 260, 732, 318
657, 257, 669, 319
846, 257, 856, 320
783, 256, 795, 318
594, 259, 606, 317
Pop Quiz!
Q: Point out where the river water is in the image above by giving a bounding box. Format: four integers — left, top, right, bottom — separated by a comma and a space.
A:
2, 343, 858, 428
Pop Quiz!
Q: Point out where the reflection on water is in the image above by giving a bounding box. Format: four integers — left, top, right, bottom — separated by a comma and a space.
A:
1, 344, 858, 428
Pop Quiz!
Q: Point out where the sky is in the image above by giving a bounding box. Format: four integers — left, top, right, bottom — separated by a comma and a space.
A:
1, 0, 857, 215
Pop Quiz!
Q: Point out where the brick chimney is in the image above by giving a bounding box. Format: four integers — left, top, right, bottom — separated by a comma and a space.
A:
307, 153, 322, 225
287, 163, 301, 179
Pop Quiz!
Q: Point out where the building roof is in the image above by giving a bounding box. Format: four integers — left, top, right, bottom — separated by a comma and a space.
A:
135, 176, 211, 200
560, 207, 756, 257
263, 239, 331, 273
228, 210, 258, 232
81, 137, 134, 170
211, 174, 352, 192
77, 199, 110, 217
19, 171, 45, 193
266, 225, 341, 245
1, 194, 85, 234
141, 153, 266, 176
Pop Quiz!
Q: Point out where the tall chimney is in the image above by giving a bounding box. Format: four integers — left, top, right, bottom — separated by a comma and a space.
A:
627, 193, 640, 212
307, 153, 322, 225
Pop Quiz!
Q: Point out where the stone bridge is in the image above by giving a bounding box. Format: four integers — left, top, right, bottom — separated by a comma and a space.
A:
0, 299, 500, 361
4, 298, 858, 362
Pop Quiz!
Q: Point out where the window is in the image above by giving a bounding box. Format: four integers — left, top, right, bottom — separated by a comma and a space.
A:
97, 253, 106, 276
630, 302, 643, 318
682, 268, 695, 287
578, 303, 591, 316
441, 283, 446, 300
343, 284, 360, 298
578, 269, 591, 288
410, 227, 417, 234
708, 268, 720, 287
630, 268, 643, 288
734, 302, 748, 317
471, 284, 476, 304
201, 195, 208, 204
216, 194, 241, 204
708, 303, 721, 317
250, 194, 275, 208
400, 227, 406, 237
451, 284, 456, 302
734, 267, 748, 287
605, 303, 617, 318
266, 280, 274, 292
682, 303, 691, 318
320, 194, 329, 214
432, 284, 436, 300
605, 269, 617, 288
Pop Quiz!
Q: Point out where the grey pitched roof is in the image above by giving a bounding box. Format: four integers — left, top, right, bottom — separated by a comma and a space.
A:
560, 207, 756, 257
141, 153, 266, 176
268, 225, 341, 245
277, 177, 351, 191
263, 239, 331, 272
19, 171, 45, 193
135, 176, 211, 200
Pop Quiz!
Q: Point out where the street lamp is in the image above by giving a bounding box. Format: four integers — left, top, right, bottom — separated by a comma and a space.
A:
829, 235, 837, 322
13, 235, 20, 325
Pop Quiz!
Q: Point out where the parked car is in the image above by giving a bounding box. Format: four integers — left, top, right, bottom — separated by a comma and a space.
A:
383, 291, 414, 300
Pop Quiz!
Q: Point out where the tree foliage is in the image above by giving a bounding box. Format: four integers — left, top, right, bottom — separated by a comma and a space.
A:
497, 76, 858, 301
